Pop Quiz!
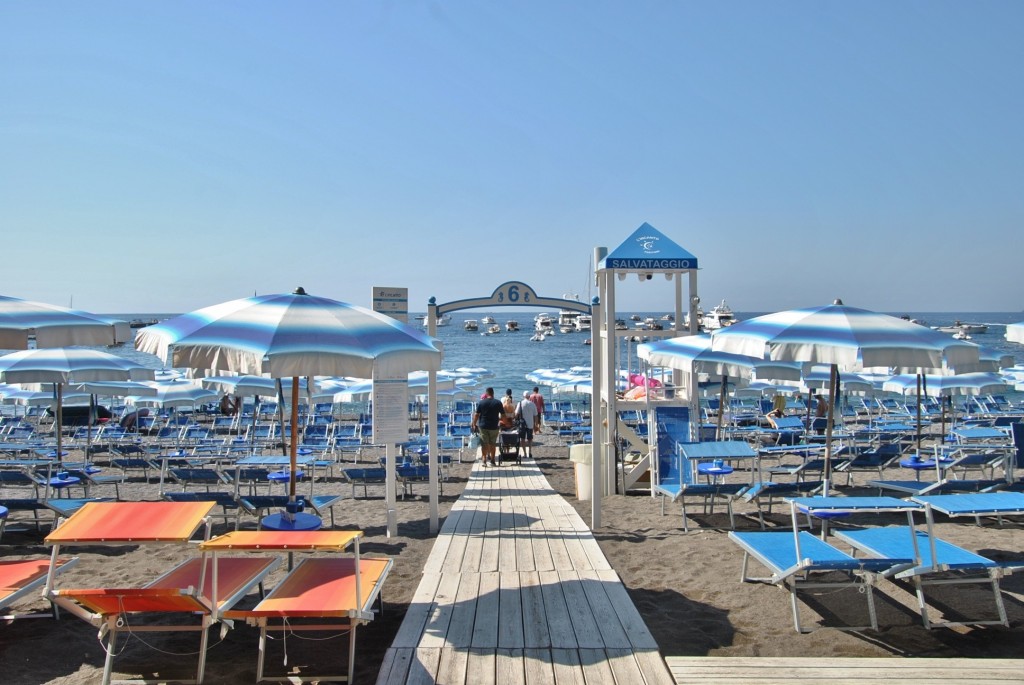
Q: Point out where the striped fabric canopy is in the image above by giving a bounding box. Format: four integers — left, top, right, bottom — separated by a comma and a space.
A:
0, 348, 155, 384
882, 372, 1010, 397
129, 379, 220, 408
135, 288, 442, 378
710, 301, 980, 371
0, 295, 130, 349
201, 374, 310, 398
1007, 322, 1024, 346
638, 334, 804, 381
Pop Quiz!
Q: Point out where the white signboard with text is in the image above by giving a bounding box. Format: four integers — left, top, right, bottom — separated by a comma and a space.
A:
372, 286, 409, 324
372, 376, 409, 446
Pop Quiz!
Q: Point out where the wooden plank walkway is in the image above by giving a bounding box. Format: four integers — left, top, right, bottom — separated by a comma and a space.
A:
376, 459, 675, 685
666, 657, 1024, 684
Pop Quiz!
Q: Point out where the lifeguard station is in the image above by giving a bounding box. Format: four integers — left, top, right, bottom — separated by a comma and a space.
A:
589, 223, 701, 527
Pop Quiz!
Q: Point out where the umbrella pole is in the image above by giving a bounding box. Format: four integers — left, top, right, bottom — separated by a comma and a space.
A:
716, 374, 727, 440
87, 393, 95, 464
289, 378, 299, 503
916, 374, 923, 457
56, 383, 64, 465
276, 380, 288, 457
823, 364, 838, 493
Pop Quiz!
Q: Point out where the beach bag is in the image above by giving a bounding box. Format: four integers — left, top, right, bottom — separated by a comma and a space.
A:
516, 413, 529, 432
468, 433, 482, 449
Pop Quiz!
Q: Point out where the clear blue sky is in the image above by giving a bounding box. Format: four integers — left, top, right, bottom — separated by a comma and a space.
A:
2, 2, 1021, 315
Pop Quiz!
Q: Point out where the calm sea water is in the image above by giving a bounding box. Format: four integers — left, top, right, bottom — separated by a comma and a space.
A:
18, 310, 1022, 409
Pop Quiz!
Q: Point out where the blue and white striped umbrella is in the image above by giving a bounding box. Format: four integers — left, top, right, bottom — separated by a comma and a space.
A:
135, 288, 442, 378
638, 334, 804, 381
200, 374, 311, 398
711, 300, 982, 485
882, 372, 1010, 397
1007, 322, 1024, 345
0, 294, 131, 349
0, 348, 155, 460
135, 287, 442, 507
710, 300, 980, 370
128, 379, 220, 408
0, 348, 155, 384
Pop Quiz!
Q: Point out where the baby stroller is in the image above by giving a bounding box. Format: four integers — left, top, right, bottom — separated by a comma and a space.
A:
499, 430, 520, 464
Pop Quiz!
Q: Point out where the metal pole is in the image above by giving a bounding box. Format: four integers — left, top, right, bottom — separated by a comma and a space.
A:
590, 295, 603, 530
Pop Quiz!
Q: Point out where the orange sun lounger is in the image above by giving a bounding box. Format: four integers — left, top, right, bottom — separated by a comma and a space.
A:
203, 530, 393, 683
42, 500, 278, 685
0, 558, 78, 619
53, 555, 279, 685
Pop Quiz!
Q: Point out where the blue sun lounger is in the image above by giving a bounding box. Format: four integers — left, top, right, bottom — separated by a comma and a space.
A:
652, 441, 754, 532
911, 491, 1024, 526
741, 480, 826, 529
729, 530, 913, 632
833, 526, 1024, 628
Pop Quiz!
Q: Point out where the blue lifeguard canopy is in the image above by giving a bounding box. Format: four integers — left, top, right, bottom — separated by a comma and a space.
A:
599, 222, 699, 271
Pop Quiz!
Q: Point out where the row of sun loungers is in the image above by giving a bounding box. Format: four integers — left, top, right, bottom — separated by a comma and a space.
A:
728, 493, 1024, 632
6, 501, 393, 684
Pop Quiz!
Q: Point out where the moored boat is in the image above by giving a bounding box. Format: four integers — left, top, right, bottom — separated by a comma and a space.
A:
506, 320, 520, 332
464, 319, 479, 331
937, 321, 988, 334
704, 300, 737, 330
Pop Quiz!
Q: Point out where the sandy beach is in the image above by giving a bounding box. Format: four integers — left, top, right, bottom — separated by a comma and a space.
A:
2, 433, 1022, 684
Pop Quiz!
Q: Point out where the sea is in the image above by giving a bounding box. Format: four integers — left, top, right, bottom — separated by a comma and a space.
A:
6, 310, 1023, 414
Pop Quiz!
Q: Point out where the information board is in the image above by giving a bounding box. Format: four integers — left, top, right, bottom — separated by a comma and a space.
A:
372, 376, 409, 446
372, 286, 409, 323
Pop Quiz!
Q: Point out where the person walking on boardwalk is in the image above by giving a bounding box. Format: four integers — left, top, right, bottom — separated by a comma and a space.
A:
472, 387, 505, 467
529, 386, 546, 433
516, 390, 539, 461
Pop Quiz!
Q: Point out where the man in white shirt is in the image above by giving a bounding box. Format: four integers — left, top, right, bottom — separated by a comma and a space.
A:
516, 391, 539, 461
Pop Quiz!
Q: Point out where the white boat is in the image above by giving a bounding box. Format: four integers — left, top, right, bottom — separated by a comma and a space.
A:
530, 332, 544, 342
937, 321, 988, 334
423, 314, 452, 328
703, 300, 737, 330
464, 319, 479, 331
953, 329, 972, 341
481, 315, 496, 325
574, 314, 592, 332
635, 317, 663, 331
487, 324, 501, 335
558, 294, 582, 333
506, 320, 520, 332
534, 313, 555, 335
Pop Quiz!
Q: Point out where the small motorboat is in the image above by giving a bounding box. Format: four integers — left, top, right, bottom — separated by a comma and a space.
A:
487, 324, 501, 335
506, 320, 519, 332
530, 332, 544, 342
464, 319, 479, 332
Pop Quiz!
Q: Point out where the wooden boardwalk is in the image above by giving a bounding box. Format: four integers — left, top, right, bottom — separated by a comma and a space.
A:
666, 656, 1024, 684
376, 459, 675, 685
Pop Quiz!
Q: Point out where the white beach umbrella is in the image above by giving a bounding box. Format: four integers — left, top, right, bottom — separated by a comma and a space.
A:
0, 348, 155, 461
711, 300, 981, 485
1006, 322, 1024, 345
135, 287, 442, 528
0, 294, 130, 349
